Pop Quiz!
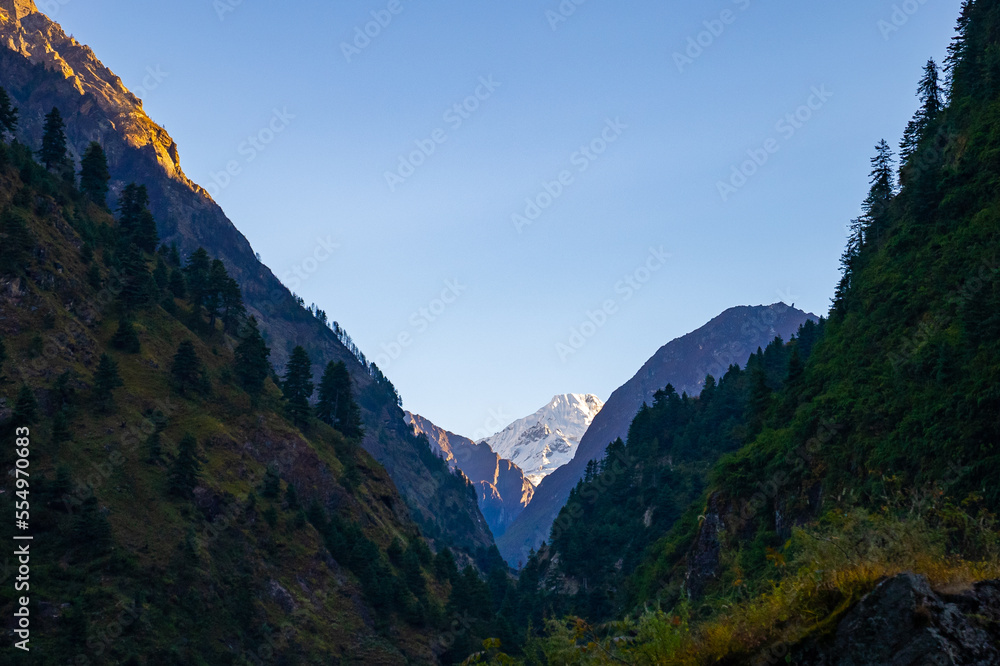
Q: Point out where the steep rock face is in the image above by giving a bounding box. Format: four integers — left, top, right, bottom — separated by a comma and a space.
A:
0, 0, 37, 22
497, 303, 818, 566
481, 394, 604, 486
786, 574, 1000, 665
0, 7, 494, 557
406, 412, 534, 538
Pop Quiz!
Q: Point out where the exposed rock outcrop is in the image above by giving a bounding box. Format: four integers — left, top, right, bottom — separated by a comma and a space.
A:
786, 574, 1000, 665
406, 412, 534, 538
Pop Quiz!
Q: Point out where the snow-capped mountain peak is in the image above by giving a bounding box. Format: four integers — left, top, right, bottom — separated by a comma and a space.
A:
480, 394, 604, 485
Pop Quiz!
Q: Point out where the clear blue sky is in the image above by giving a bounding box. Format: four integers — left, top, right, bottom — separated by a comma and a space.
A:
52, 0, 962, 437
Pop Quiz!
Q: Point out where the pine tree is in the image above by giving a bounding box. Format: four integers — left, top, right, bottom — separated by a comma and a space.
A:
900, 59, 945, 166
39, 107, 68, 172
168, 268, 186, 299
87, 263, 102, 290
117, 241, 154, 311
785, 346, 805, 386
93, 353, 123, 412
220, 275, 245, 334
261, 465, 281, 498
0, 87, 18, 140
168, 434, 201, 498
111, 319, 141, 353
944, 0, 974, 97
79, 142, 110, 205
153, 257, 169, 290
861, 140, 896, 244
0, 335, 6, 385
52, 409, 71, 445
116, 184, 158, 252
12, 385, 38, 426
183, 248, 211, 315
285, 483, 299, 511
205, 259, 228, 329
316, 361, 363, 438
234, 316, 271, 403
283, 346, 314, 428
135, 207, 159, 254
0, 209, 33, 272
171, 340, 208, 396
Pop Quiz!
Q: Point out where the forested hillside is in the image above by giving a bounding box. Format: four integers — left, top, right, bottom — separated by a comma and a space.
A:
469, 0, 1000, 662
0, 4, 495, 563
0, 121, 501, 663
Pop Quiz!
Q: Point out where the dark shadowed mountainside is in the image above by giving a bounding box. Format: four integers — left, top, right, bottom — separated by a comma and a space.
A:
0, 2, 493, 558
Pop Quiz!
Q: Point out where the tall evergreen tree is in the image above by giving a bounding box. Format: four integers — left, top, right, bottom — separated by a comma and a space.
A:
171, 340, 208, 396
0, 209, 33, 272
861, 140, 896, 243
183, 248, 211, 316
79, 142, 110, 205
39, 107, 68, 172
220, 275, 245, 334
168, 434, 201, 498
0, 335, 7, 385
0, 87, 18, 140
153, 257, 169, 290
900, 59, 945, 166
168, 268, 186, 299
835, 216, 866, 310
316, 361, 363, 438
234, 316, 271, 404
205, 259, 228, 329
111, 318, 141, 353
117, 241, 154, 311
93, 353, 123, 412
282, 346, 314, 428
12, 385, 38, 426
944, 0, 974, 96
117, 184, 159, 252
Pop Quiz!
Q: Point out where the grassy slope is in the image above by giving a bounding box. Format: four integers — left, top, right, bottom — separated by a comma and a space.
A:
0, 145, 453, 664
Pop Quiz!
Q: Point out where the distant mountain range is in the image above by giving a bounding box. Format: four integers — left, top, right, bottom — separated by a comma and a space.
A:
480, 394, 604, 486
497, 303, 818, 565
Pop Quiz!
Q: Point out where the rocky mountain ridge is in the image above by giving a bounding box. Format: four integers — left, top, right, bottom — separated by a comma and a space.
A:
406, 412, 534, 538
